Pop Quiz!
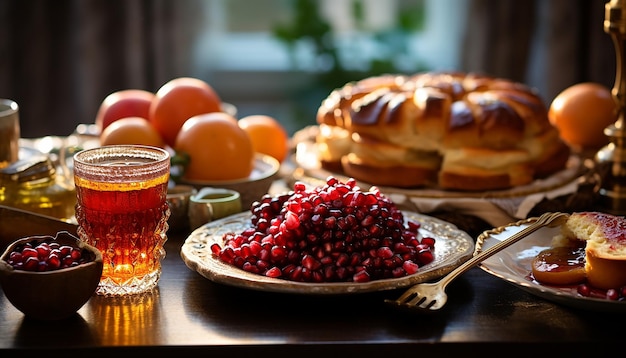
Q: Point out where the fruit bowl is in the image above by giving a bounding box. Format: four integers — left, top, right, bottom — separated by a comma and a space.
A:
179, 153, 280, 211
0, 231, 103, 320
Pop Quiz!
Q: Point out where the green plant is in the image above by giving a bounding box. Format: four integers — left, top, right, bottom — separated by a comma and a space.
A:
272, 0, 429, 128
272, 0, 428, 89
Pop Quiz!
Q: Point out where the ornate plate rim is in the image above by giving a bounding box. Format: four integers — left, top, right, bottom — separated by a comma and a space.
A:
475, 216, 626, 312
180, 211, 475, 295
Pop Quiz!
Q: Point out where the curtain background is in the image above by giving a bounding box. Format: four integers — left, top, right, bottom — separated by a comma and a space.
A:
0, 0, 616, 138
461, 0, 614, 104
0, 0, 202, 137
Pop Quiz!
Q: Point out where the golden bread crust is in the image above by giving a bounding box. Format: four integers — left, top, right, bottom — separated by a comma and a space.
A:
315, 71, 570, 190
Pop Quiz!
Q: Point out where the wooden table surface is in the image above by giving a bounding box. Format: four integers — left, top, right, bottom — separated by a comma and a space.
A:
0, 167, 622, 356
1, 222, 624, 356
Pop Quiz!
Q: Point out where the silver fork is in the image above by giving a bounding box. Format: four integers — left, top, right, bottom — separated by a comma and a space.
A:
385, 211, 570, 312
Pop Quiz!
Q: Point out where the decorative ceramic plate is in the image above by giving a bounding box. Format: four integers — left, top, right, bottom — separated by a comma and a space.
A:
476, 217, 626, 312
178, 153, 280, 209
179, 153, 279, 187
292, 126, 584, 199
181, 211, 474, 295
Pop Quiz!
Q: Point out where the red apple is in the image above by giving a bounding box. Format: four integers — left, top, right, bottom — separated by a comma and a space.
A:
95, 89, 155, 133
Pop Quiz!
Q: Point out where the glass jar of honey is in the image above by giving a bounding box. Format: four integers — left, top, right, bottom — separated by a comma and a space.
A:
0, 154, 76, 222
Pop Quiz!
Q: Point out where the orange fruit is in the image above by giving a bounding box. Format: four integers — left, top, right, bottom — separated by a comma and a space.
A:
238, 115, 289, 163
149, 77, 222, 148
173, 112, 254, 181
549, 82, 618, 150
99, 116, 166, 148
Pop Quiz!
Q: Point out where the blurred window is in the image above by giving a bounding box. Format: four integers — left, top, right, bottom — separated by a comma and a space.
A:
190, 0, 468, 74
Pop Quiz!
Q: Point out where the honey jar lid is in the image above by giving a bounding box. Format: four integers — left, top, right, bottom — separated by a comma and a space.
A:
0, 154, 56, 183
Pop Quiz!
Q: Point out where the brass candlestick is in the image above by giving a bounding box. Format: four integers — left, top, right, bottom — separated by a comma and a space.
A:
596, 0, 626, 214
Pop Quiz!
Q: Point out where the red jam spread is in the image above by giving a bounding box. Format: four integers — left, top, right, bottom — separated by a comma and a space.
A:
531, 245, 586, 285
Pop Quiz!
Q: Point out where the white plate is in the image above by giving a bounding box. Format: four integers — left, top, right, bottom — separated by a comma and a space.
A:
476, 217, 626, 312
181, 211, 474, 295
292, 126, 583, 199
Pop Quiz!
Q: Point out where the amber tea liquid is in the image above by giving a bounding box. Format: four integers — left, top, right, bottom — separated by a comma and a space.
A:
73, 146, 170, 296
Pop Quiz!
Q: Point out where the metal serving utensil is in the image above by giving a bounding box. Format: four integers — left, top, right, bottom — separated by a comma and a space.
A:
385, 211, 569, 313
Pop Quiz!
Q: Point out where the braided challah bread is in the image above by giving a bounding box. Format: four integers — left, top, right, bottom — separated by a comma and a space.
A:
316, 71, 571, 191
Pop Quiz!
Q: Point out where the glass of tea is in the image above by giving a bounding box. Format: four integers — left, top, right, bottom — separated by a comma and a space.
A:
73, 145, 170, 296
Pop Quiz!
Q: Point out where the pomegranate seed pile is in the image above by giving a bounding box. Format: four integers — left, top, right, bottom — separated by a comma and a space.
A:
210, 177, 435, 283
5, 238, 91, 272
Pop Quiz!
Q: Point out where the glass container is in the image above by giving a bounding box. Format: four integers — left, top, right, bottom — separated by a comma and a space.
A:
0, 154, 76, 222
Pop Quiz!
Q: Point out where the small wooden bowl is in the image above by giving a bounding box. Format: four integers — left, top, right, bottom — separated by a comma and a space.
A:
0, 231, 103, 320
